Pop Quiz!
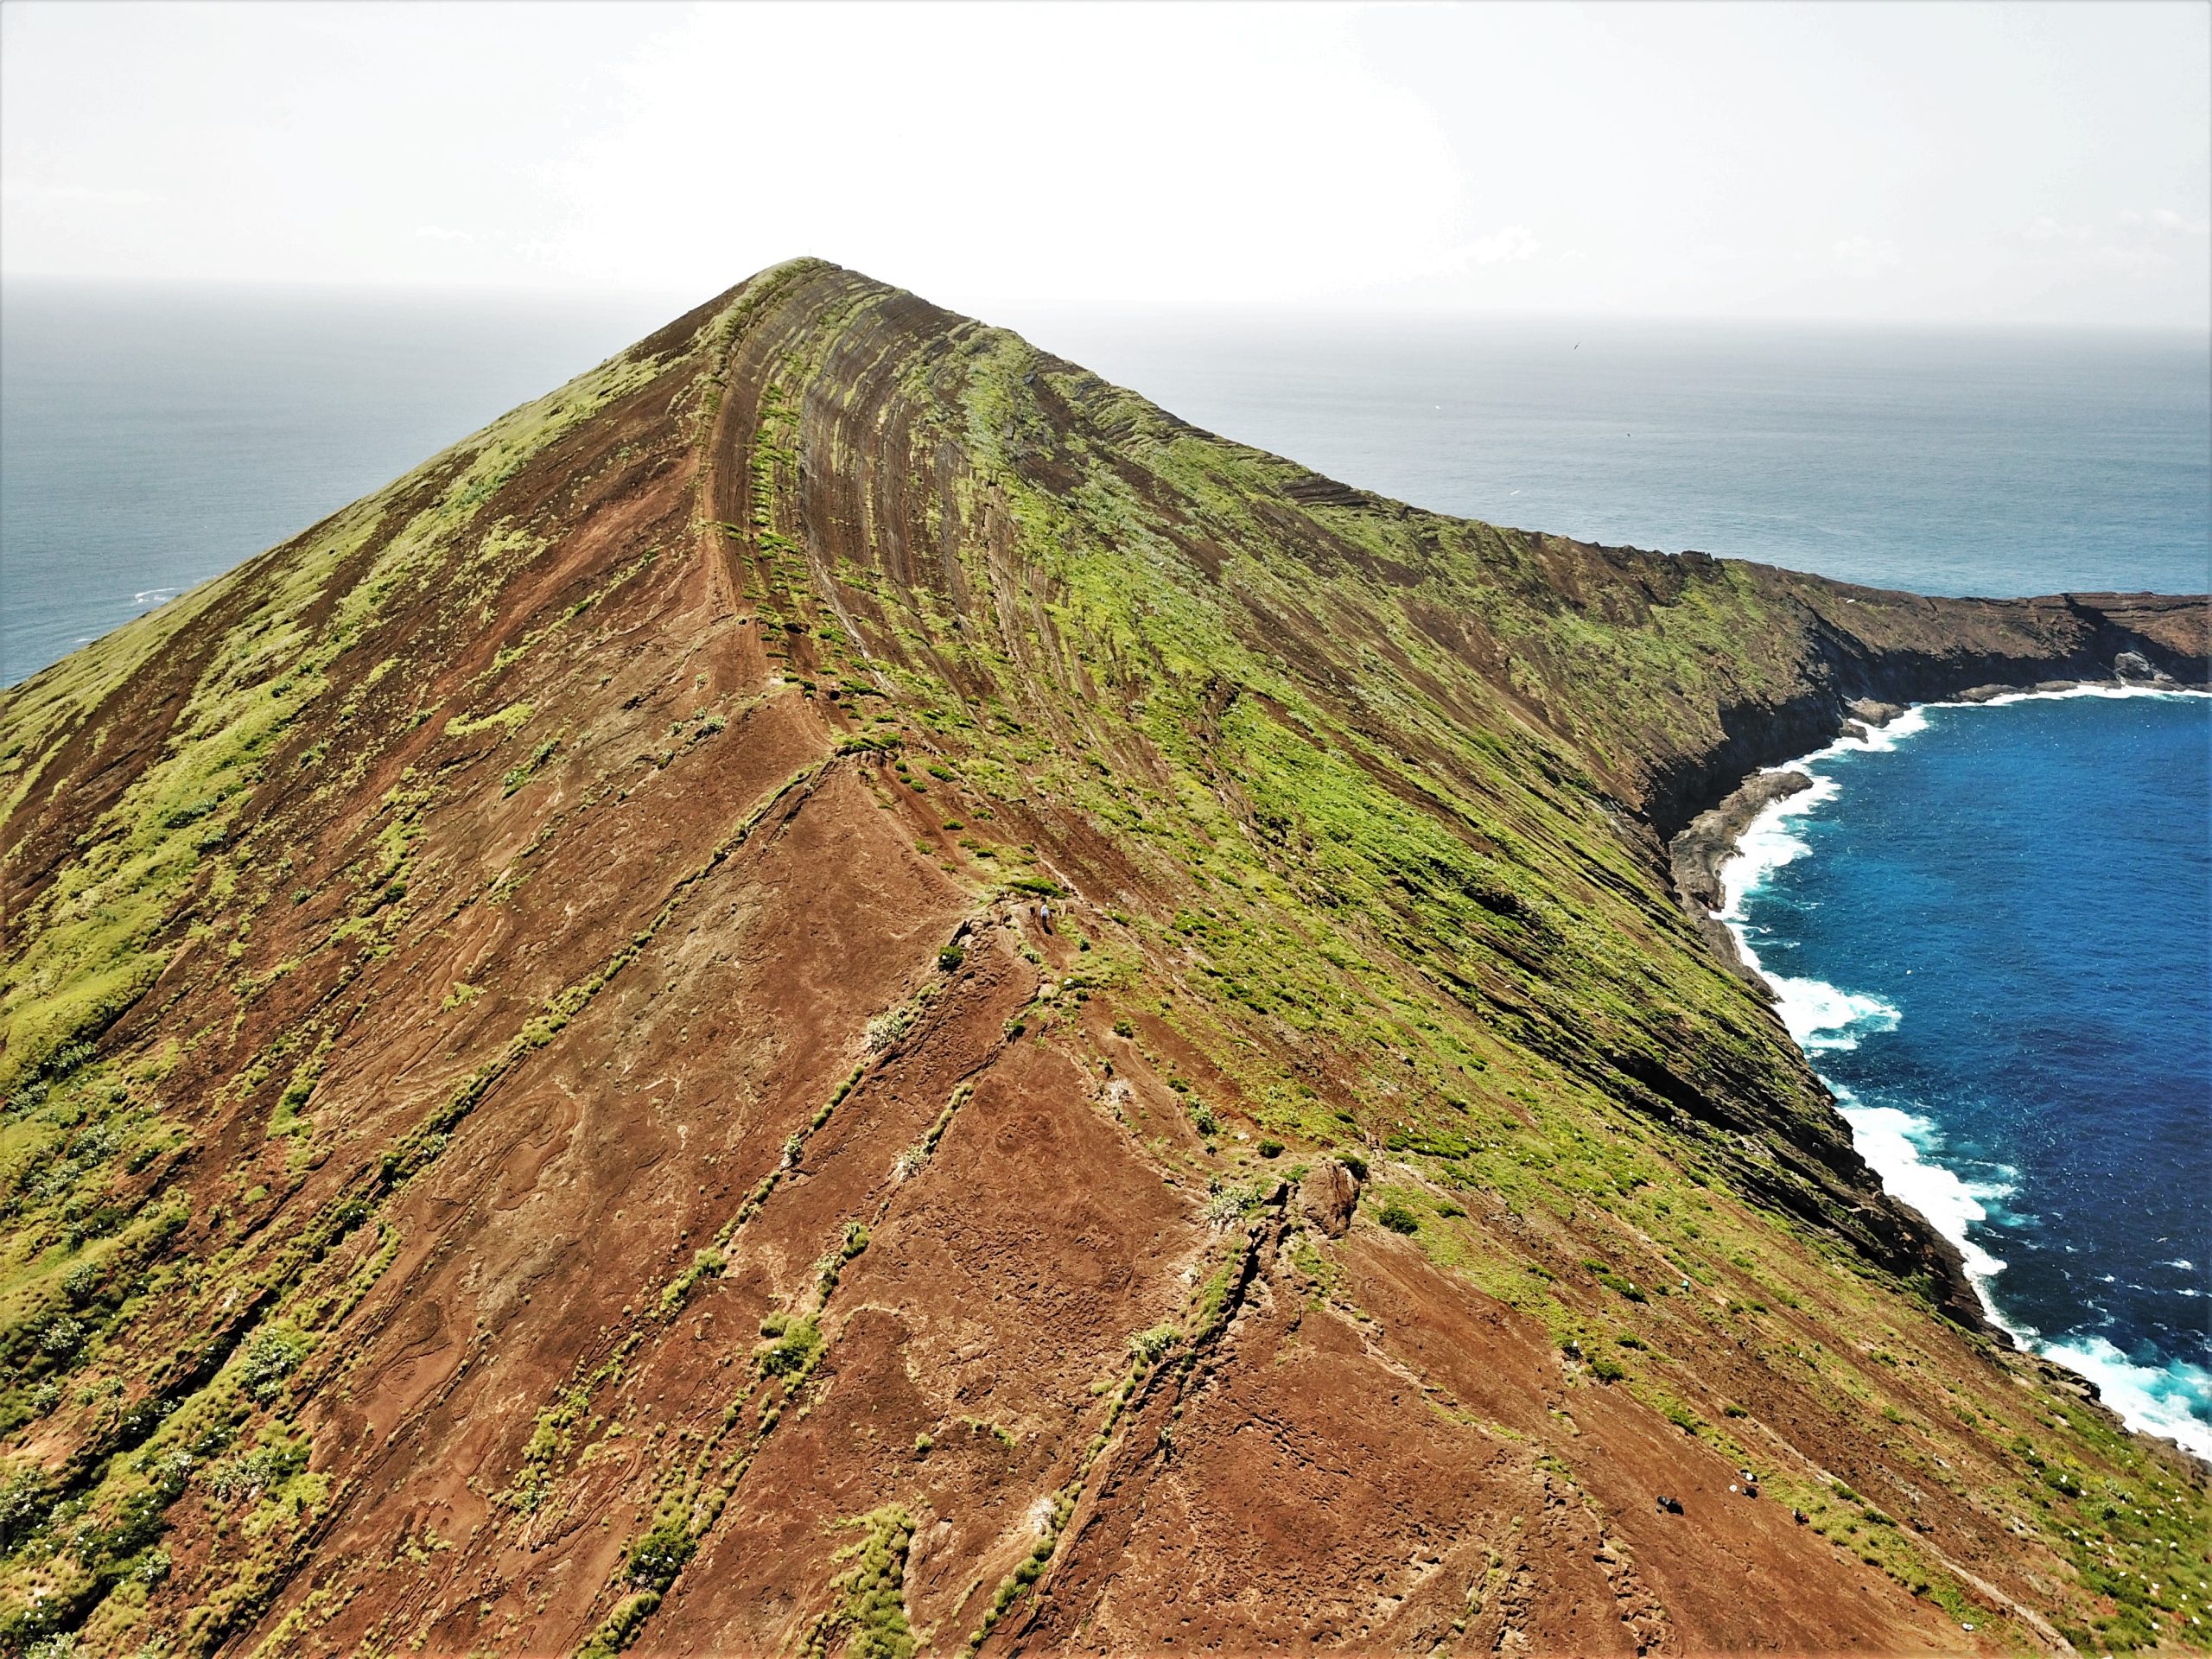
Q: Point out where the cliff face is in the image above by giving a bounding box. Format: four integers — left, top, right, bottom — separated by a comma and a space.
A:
1, 260, 2204, 1658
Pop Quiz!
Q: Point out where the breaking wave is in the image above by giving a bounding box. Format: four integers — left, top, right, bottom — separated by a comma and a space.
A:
1830, 1090, 2012, 1285
1713, 683, 2212, 1460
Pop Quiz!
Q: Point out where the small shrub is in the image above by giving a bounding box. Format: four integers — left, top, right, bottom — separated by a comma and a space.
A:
1128, 1325, 1179, 1365
866, 1007, 914, 1052
205, 1433, 308, 1503
937, 944, 965, 972
1376, 1201, 1420, 1235
759, 1316, 822, 1378
1201, 1190, 1248, 1230
1587, 1355, 1627, 1383
627, 1517, 696, 1591
1256, 1137, 1283, 1158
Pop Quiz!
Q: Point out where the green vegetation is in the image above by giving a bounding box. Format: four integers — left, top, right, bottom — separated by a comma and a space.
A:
0, 257, 2201, 1658
1376, 1200, 1421, 1235
813, 1507, 917, 1659
759, 1315, 823, 1379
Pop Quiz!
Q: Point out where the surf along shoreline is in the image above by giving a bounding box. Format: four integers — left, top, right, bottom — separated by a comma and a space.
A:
1671, 671, 2212, 1463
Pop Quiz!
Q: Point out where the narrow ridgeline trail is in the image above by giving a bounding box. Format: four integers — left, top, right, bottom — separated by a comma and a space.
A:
1, 259, 2206, 1658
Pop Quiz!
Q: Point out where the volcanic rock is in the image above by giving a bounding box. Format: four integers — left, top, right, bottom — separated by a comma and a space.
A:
1, 259, 2204, 1658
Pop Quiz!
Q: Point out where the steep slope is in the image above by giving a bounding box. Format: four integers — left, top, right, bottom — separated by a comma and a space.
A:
0, 258, 2205, 1659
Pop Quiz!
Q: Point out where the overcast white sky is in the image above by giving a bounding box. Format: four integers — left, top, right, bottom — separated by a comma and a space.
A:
3, 1, 2206, 327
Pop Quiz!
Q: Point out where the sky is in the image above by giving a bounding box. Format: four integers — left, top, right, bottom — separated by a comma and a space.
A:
2, 0, 2206, 328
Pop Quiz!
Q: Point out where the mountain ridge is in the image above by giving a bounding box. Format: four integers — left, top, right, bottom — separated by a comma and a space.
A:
0, 257, 2205, 1657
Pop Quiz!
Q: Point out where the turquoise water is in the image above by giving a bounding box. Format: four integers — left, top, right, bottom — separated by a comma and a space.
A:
3, 284, 2207, 1449
1721, 690, 2211, 1458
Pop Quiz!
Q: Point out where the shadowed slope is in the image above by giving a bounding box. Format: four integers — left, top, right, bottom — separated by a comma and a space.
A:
0, 259, 2204, 1658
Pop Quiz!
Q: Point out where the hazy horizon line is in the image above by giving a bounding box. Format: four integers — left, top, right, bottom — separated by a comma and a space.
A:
4, 270, 2208, 340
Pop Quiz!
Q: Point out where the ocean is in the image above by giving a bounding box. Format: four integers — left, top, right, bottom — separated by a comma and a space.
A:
3, 283, 2208, 1450
1720, 690, 2212, 1459
1008, 307, 2212, 599
1, 281, 685, 689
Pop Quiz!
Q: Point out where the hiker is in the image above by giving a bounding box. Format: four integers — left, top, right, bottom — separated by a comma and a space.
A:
1039, 900, 1052, 932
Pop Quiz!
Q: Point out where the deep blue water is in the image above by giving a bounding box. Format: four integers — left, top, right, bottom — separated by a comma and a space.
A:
3, 284, 2208, 1447
1723, 691, 2212, 1456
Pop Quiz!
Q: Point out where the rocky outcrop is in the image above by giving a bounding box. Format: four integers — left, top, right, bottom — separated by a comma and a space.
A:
1669, 768, 1816, 918
1296, 1158, 1363, 1237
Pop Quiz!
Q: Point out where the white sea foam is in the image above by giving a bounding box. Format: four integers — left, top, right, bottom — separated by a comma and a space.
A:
1711, 683, 2212, 1461
2030, 1338, 2212, 1462
1967, 682, 2207, 709
1837, 1085, 2212, 1459
1770, 976, 1901, 1052
1833, 1093, 2012, 1283
1713, 771, 1836, 920
1827, 702, 1932, 756
1713, 772, 1898, 1052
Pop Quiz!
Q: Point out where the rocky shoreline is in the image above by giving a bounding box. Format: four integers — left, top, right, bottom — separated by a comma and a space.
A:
1668, 662, 2207, 957
1668, 767, 1815, 981
1665, 662, 2210, 1350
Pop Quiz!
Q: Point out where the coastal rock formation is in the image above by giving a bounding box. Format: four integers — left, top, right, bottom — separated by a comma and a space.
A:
2, 261, 2206, 1658
1669, 769, 1816, 919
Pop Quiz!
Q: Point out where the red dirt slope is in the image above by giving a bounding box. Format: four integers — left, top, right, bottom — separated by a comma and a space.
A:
1, 260, 2204, 1658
